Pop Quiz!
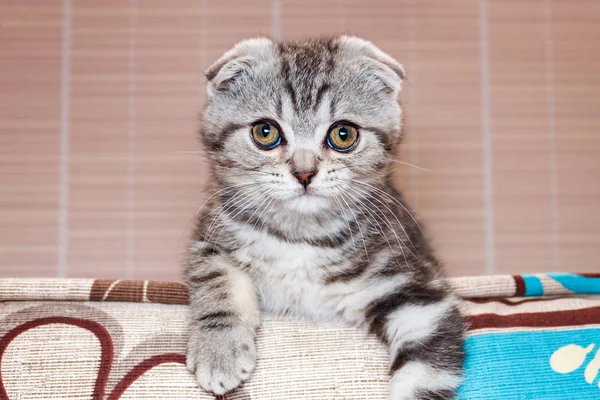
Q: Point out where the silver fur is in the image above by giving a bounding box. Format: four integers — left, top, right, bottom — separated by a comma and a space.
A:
186, 35, 465, 400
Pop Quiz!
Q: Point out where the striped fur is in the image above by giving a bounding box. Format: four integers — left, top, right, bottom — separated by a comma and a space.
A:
186, 35, 465, 398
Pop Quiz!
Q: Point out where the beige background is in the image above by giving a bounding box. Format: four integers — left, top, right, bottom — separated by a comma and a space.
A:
1, 0, 599, 280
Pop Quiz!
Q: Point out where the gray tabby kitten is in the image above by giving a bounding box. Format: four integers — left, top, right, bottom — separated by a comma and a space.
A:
186, 35, 465, 400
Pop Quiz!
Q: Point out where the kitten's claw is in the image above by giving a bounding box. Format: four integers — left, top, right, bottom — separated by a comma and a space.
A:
187, 324, 256, 395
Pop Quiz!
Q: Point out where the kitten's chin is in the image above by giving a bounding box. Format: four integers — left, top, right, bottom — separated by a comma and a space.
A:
286, 194, 331, 214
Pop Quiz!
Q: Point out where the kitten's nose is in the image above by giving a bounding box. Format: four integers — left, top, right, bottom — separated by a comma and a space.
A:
291, 149, 318, 189
294, 170, 316, 188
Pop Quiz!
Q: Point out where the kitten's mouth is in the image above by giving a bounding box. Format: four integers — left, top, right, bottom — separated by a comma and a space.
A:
288, 187, 328, 201
287, 188, 330, 213
298, 187, 321, 197
300, 193, 320, 199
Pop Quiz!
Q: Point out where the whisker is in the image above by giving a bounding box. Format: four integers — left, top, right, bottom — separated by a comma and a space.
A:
342, 181, 420, 258
194, 192, 246, 248
389, 159, 431, 172
207, 185, 275, 239
346, 179, 425, 236
341, 185, 412, 264
340, 188, 401, 266
211, 187, 279, 249
197, 182, 259, 217
203, 187, 267, 242
227, 169, 280, 177
174, 150, 204, 154
162, 190, 190, 206
178, 182, 259, 244
334, 189, 369, 263
238, 188, 278, 233
331, 194, 361, 260
326, 160, 430, 175
197, 186, 266, 250
254, 194, 279, 234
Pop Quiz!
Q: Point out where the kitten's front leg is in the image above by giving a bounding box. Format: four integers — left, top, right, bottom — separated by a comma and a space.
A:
366, 284, 465, 400
186, 248, 259, 395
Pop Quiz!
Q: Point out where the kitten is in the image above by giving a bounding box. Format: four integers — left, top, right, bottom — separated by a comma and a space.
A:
185, 35, 465, 400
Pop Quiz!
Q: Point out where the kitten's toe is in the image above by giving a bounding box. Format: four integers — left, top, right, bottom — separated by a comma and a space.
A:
186, 351, 197, 373
193, 353, 254, 395
211, 370, 243, 395
194, 363, 237, 395
187, 325, 257, 394
234, 348, 256, 380
194, 368, 213, 393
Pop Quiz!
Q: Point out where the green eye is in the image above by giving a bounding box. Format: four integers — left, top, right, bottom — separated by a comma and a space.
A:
251, 121, 282, 149
327, 124, 359, 152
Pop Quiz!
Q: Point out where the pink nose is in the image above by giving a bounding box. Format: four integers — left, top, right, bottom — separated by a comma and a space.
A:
294, 170, 316, 188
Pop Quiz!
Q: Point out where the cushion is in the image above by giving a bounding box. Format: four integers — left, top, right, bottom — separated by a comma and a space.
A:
0, 273, 598, 399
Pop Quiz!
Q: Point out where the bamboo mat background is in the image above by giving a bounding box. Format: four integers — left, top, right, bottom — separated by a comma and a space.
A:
1, 0, 599, 280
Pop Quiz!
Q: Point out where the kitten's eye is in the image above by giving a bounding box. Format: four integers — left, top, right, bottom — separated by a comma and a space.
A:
327, 124, 359, 152
251, 121, 282, 150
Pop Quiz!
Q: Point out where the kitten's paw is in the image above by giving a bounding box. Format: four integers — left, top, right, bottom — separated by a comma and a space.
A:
186, 324, 257, 395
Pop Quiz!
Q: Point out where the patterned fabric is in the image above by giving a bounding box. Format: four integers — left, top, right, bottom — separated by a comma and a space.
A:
0, 274, 599, 399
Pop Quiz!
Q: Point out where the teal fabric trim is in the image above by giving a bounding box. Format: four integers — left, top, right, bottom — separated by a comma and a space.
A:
523, 274, 544, 296
548, 273, 600, 295
459, 329, 600, 399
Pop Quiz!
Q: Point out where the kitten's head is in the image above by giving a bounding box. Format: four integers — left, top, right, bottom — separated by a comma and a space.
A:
200, 35, 404, 215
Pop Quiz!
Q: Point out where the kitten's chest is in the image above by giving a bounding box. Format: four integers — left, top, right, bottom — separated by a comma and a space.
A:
231, 233, 344, 319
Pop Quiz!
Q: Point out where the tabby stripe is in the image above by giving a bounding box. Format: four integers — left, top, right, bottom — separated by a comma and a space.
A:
276, 94, 283, 119
202, 321, 234, 330
313, 82, 330, 111
191, 242, 220, 258
390, 363, 462, 400
329, 96, 337, 118
325, 40, 338, 70
366, 284, 445, 338
233, 213, 360, 249
196, 311, 235, 323
280, 56, 291, 80
228, 210, 269, 235
377, 256, 418, 276
188, 270, 224, 286
266, 223, 350, 248
285, 81, 298, 112
390, 329, 445, 372
415, 389, 455, 400
364, 126, 392, 152
208, 123, 246, 153
390, 309, 464, 373
303, 220, 361, 247
324, 259, 369, 284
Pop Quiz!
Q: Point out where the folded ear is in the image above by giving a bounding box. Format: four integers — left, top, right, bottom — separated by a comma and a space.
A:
205, 38, 274, 97
338, 35, 406, 94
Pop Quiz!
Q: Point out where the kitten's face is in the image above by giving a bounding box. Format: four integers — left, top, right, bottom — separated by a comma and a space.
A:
201, 36, 404, 215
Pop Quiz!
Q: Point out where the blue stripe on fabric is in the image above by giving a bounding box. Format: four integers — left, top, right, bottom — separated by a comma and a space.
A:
548, 273, 600, 295
523, 274, 544, 296
458, 329, 600, 399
